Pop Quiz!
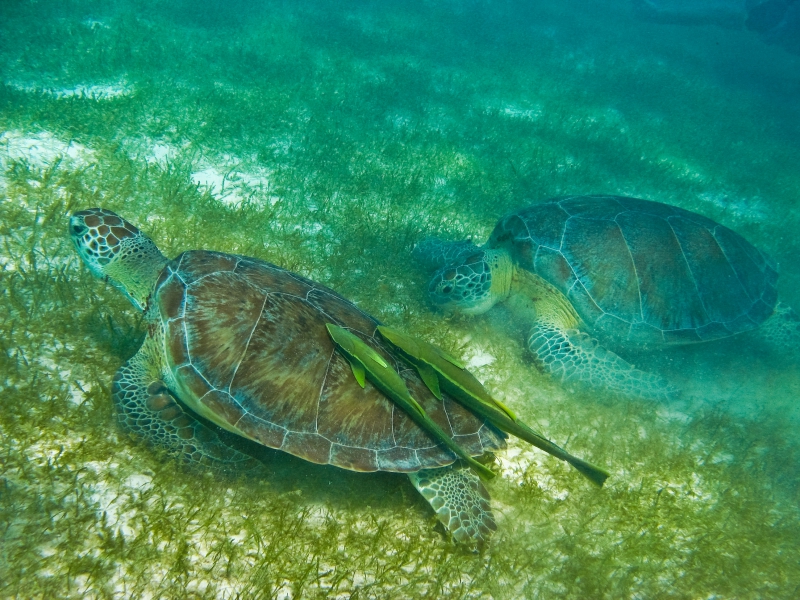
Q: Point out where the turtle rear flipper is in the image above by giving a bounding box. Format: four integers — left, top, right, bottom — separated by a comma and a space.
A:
757, 301, 800, 352
409, 465, 496, 549
528, 324, 679, 401
112, 341, 256, 472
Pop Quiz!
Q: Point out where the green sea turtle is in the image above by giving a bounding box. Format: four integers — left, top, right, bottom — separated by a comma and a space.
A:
415, 195, 799, 400
69, 208, 607, 547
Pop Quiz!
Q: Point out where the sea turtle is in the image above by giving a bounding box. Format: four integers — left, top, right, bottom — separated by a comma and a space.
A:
415, 195, 799, 400
69, 208, 606, 547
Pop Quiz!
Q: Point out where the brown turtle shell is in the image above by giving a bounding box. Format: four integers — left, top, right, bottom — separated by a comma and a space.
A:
488, 195, 779, 346
153, 250, 505, 473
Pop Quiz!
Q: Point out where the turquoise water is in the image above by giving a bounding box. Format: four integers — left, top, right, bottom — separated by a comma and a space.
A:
1, 0, 799, 597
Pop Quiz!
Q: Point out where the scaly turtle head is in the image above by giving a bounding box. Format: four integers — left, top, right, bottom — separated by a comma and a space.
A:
69, 208, 168, 311
427, 248, 513, 315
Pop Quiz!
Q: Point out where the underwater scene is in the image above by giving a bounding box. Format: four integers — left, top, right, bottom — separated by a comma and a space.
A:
2, 0, 799, 597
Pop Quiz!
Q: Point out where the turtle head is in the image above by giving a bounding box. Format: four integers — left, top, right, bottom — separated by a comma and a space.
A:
427, 249, 513, 315
69, 208, 168, 311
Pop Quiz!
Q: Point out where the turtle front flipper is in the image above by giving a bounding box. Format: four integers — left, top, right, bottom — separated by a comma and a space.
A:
528, 323, 679, 401
113, 341, 256, 471
508, 269, 679, 401
409, 465, 496, 548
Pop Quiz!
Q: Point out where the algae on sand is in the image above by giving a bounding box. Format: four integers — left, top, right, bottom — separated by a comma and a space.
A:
1, 0, 799, 598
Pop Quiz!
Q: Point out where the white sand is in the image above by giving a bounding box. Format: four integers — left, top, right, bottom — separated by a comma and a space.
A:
0, 129, 94, 169
6, 80, 133, 100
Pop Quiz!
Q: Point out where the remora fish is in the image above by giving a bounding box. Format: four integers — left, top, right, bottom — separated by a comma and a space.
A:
326, 324, 495, 481
377, 325, 610, 487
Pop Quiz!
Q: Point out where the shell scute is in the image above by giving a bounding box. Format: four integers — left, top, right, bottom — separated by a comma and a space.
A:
451, 431, 483, 451
761, 278, 779, 307
534, 246, 575, 296
696, 321, 734, 341
713, 224, 777, 303
616, 196, 677, 219
726, 312, 763, 335
156, 274, 186, 321
235, 258, 313, 297
317, 356, 396, 448
176, 364, 212, 399
281, 431, 333, 465
236, 413, 287, 448
532, 203, 571, 248
617, 211, 706, 332
668, 216, 751, 324
748, 298, 776, 324
377, 447, 422, 472
662, 328, 702, 345
230, 293, 333, 432
497, 203, 568, 250
389, 374, 455, 449
200, 390, 246, 427
440, 395, 488, 441
491, 212, 537, 266
183, 270, 265, 391
154, 265, 171, 290
675, 206, 722, 231
563, 217, 641, 323
413, 445, 454, 468
496, 213, 530, 245
566, 281, 604, 327
559, 195, 625, 219
307, 288, 379, 334
165, 321, 190, 368
629, 322, 668, 345
177, 251, 238, 285
329, 443, 379, 472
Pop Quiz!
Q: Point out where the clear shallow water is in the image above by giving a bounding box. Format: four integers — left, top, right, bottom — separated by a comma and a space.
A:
1, 0, 798, 598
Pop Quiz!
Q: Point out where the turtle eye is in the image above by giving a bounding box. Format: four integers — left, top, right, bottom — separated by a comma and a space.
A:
463, 253, 484, 265
441, 285, 453, 294
71, 222, 88, 236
